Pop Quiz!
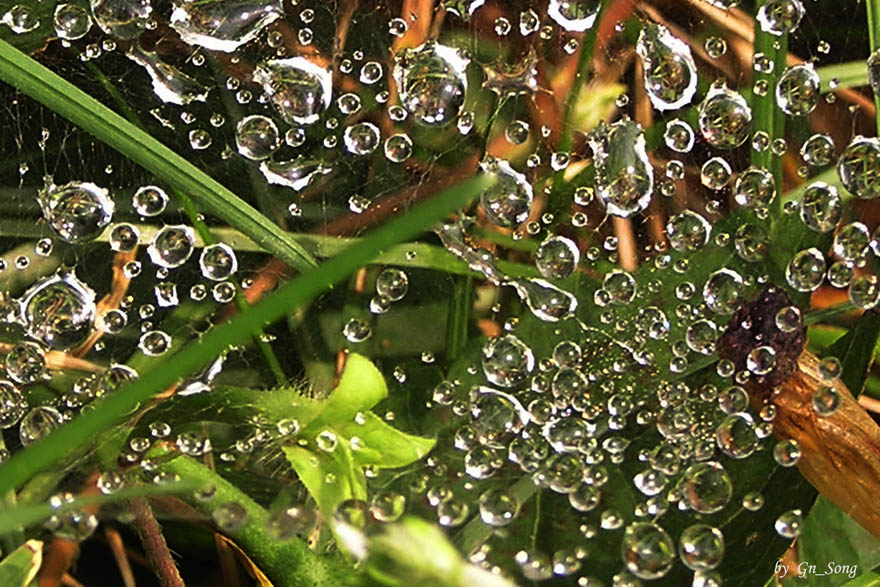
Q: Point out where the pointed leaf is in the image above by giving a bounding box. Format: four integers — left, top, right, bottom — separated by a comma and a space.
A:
315, 354, 388, 426
340, 412, 435, 468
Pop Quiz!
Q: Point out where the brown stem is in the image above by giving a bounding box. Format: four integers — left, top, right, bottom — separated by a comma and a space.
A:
774, 351, 880, 538
131, 498, 185, 587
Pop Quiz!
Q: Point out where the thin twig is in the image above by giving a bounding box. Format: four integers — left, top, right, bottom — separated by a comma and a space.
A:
131, 498, 185, 587
105, 526, 137, 587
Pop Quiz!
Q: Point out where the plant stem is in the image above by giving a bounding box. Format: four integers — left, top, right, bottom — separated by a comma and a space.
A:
444, 275, 473, 360
0, 175, 492, 496
751, 0, 788, 218
0, 38, 317, 272
158, 454, 355, 587
131, 497, 185, 587
867, 0, 880, 135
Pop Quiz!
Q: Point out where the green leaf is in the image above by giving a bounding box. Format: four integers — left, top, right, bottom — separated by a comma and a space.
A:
824, 310, 880, 396
0, 540, 41, 587
283, 444, 367, 518
798, 497, 880, 587
365, 517, 514, 587
0, 37, 317, 273
309, 354, 388, 428
341, 412, 435, 468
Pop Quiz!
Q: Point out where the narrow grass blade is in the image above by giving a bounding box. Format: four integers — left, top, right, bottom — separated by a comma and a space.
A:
0, 38, 317, 272
0, 175, 491, 496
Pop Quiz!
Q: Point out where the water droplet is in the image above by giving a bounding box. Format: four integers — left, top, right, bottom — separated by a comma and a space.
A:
20, 405, 64, 446
698, 85, 752, 149
212, 501, 249, 532
667, 210, 711, 252
393, 41, 469, 126
20, 271, 96, 350
478, 156, 533, 226
375, 269, 408, 301
716, 413, 759, 458
54, 3, 92, 40
148, 225, 195, 269
90, 0, 152, 39
38, 181, 114, 243
757, 0, 804, 35
133, 185, 168, 217
734, 166, 775, 208
126, 44, 209, 105
621, 523, 675, 580
343, 318, 372, 343
343, 122, 380, 155
170, 0, 281, 51
800, 181, 841, 232
588, 118, 654, 217
776, 64, 819, 116
812, 386, 840, 416
478, 488, 519, 527
679, 462, 732, 513
535, 236, 579, 279
235, 115, 280, 160
253, 57, 332, 125
199, 243, 238, 281
703, 269, 743, 315
260, 157, 332, 191
482, 334, 535, 388
664, 118, 695, 153
775, 509, 803, 538
0, 381, 25, 428
508, 278, 577, 322
637, 23, 698, 111
6, 342, 46, 384
838, 136, 880, 199
786, 248, 826, 292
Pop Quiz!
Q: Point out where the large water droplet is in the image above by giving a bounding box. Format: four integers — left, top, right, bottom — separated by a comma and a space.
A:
37, 180, 114, 243
698, 84, 752, 149
20, 405, 64, 446
757, 0, 804, 35
90, 0, 152, 39
478, 156, 533, 227
253, 57, 332, 125
170, 0, 282, 52
508, 278, 577, 322
679, 461, 732, 513
20, 270, 96, 350
393, 41, 469, 127
775, 64, 819, 116
54, 3, 92, 40
637, 23, 698, 111
679, 524, 725, 571
837, 136, 880, 199
236, 115, 280, 161
621, 523, 675, 580
588, 118, 654, 218
126, 44, 209, 105
148, 225, 195, 269
482, 334, 535, 388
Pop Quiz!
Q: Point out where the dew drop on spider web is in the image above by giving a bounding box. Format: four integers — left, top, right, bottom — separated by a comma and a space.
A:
621, 522, 675, 580
20, 271, 96, 350
698, 84, 752, 149
20, 405, 64, 446
636, 23, 698, 111
392, 42, 469, 127
54, 3, 92, 40
5, 342, 46, 384
37, 181, 114, 243
90, 0, 152, 40
0, 380, 26, 428
170, 0, 281, 52
235, 115, 280, 161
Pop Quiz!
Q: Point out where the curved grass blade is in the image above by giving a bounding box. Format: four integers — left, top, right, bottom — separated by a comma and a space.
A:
0, 175, 491, 496
0, 38, 317, 272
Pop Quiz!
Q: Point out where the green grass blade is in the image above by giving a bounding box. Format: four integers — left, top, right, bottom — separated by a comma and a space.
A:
817, 61, 869, 92
0, 38, 317, 273
867, 0, 880, 135
0, 175, 491, 496
751, 0, 788, 218
0, 482, 197, 535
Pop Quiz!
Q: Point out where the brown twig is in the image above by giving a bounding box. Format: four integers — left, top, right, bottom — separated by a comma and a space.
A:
131, 498, 185, 587
105, 526, 137, 587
